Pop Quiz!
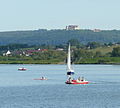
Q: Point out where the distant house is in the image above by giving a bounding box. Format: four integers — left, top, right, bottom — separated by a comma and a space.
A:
93, 29, 101, 32
7, 49, 48, 56
26, 49, 48, 53
56, 48, 64, 51
3, 50, 12, 56
25, 49, 48, 56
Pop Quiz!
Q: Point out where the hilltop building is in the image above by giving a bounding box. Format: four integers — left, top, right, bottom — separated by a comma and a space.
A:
93, 29, 101, 32
66, 25, 80, 30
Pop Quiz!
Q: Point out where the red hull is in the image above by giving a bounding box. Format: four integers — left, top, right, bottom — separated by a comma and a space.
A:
65, 80, 89, 84
18, 68, 26, 71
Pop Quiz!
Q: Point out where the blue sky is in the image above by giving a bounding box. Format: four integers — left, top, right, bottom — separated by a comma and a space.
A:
0, 0, 120, 31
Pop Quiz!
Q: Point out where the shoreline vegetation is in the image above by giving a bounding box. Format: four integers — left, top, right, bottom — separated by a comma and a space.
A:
1, 40, 120, 64
1, 57, 120, 64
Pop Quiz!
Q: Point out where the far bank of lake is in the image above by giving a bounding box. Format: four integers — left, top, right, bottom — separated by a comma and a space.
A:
1, 56, 120, 64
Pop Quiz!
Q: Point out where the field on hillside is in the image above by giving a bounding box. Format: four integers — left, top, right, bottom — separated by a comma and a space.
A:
89, 45, 120, 55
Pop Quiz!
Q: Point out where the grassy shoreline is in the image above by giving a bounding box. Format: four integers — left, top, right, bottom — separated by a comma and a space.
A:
0, 57, 120, 64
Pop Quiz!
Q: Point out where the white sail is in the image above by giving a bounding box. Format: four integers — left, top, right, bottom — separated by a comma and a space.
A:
67, 43, 74, 72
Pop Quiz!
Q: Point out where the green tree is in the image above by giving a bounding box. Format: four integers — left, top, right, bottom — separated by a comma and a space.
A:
73, 49, 94, 62
86, 42, 101, 49
111, 47, 120, 57
68, 39, 80, 46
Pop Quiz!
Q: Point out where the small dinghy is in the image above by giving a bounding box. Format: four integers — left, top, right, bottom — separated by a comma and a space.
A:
18, 67, 27, 71
33, 77, 47, 80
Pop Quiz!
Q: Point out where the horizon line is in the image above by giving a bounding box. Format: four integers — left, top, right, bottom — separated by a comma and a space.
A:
0, 28, 120, 32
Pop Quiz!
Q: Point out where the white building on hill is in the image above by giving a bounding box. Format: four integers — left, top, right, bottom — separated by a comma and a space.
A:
3, 50, 12, 56
66, 25, 80, 30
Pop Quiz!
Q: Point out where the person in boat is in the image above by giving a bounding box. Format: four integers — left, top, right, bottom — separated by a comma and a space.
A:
41, 76, 45, 80
76, 77, 81, 82
68, 77, 72, 82
81, 77, 84, 81
78, 77, 81, 81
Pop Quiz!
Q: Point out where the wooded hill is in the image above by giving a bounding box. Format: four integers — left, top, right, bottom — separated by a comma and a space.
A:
1, 29, 120, 45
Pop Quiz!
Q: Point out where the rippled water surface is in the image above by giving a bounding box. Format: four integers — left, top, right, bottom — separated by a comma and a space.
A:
0, 64, 120, 108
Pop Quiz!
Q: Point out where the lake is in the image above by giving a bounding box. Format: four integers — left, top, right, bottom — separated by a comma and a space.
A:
0, 64, 120, 108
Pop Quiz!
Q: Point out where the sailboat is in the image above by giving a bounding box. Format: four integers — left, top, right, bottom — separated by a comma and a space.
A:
65, 43, 89, 84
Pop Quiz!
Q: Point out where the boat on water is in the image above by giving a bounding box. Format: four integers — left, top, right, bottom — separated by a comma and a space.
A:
65, 78, 89, 84
65, 43, 89, 84
18, 67, 27, 71
33, 77, 48, 80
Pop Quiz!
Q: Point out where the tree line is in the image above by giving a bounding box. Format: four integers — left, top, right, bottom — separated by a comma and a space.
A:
1, 29, 120, 45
